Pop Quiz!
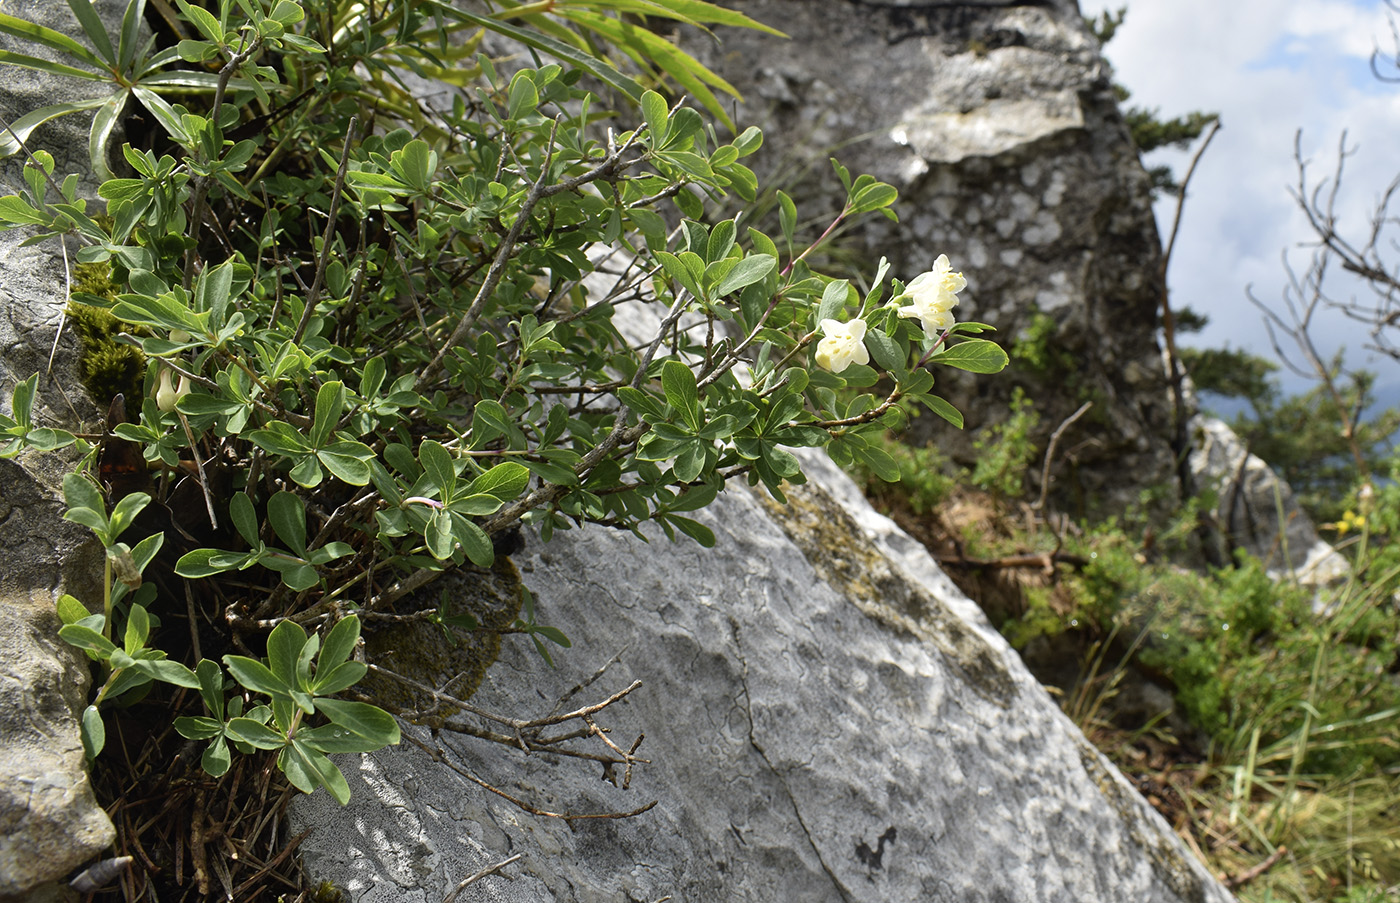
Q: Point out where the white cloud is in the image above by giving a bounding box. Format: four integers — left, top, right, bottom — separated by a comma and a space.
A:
1080, 0, 1400, 392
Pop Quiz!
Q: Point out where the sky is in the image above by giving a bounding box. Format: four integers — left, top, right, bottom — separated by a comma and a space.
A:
1077, 0, 1400, 402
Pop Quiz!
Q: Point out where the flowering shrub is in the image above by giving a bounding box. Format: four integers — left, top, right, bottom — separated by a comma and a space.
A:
0, 0, 1007, 805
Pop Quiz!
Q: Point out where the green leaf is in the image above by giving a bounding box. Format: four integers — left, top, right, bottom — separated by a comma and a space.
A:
817, 280, 850, 323
310, 660, 366, 697
661, 360, 701, 431
0, 194, 49, 225
668, 515, 715, 548
268, 491, 307, 557
777, 191, 796, 248
641, 88, 669, 144
175, 547, 251, 578
289, 454, 323, 488
426, 508, 456, 560
87, 91, 128, 181
506, 70, 540, 121
229, 492, 259, 546
0, 12, 106, 68
931, 339, 1010, 374
202, 736, 231, 777
174, 0, 223, 45
134, 658, 199, 688
418, 439, 457, 500
316, 445, 370, 487
317, 614, 360, 671
173, 715, 224, 740
453, 514, 493, 567
223, 654, 292, 700
297, 721, 383, 754
924, 394, 964, 429
81, 705, 105, 759
225, 717, 287, 750
248, 421, 312, 456
123, 602, 149, 653
864, 328, 904, 371
263, 558, 319, 592
314, 698, 401, 748
310, 381, 345, 449
62, 473, 106, 528
712, 253, 775, 297
107, 490, 151, 538
195, 658, 225, 720
59, 623, 116, 657
56, 594, 89, 625
283, 739, 351, 804
466, 461, 529, 503
266, 619, 308, 689
65, 0, 116, 64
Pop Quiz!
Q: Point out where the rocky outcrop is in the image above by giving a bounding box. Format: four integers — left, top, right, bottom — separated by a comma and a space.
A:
1189, 415, 1347, 588
292, 451, 1234, 903
0, 463, 111, 903
0, 2, 123, 899
682, 0, 1176, 515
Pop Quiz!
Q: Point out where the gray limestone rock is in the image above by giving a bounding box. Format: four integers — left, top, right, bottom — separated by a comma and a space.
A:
1188, 415, 1347, 589
0, 1, 126, 899
0, 459, 110, 903
292, 452, 1234, 903
680, 0, 1175, 515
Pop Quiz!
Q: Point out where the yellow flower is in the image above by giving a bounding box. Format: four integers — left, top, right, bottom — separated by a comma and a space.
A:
156, 368, 191, 412
814, 317, 869, 373
1331, 510, 1366, 536
897, 254, 965, 334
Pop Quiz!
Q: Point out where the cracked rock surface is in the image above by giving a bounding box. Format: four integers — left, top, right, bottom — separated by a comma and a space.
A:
293, 453, 1234, 903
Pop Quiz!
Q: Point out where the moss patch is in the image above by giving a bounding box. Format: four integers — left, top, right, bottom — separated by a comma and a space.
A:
359, 557, 525, 727
67, 260, 146, 409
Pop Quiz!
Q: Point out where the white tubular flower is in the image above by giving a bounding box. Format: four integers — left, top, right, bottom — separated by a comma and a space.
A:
815, 318, 870, 373
156, 368, 191, 412
897, 254, 965, 334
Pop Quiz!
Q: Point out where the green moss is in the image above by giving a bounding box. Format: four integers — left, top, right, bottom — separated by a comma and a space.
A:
359, 558, 526, 727
66, 259, 146, 407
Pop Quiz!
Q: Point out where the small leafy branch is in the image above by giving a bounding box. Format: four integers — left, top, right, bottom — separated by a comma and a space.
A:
0, 0, 1008, 813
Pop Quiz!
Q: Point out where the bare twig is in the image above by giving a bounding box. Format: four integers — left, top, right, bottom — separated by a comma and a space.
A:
1220, 845, 1287, 890
294, 117, 359, 344
442, 854, 522, 903
405, 733, 657, 822
1035, 401, 1092, 514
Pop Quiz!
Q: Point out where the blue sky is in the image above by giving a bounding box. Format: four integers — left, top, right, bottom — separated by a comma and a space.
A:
1079, 0, 1400, 402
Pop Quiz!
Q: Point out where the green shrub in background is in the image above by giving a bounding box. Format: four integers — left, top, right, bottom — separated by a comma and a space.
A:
0, 0, 1008, 805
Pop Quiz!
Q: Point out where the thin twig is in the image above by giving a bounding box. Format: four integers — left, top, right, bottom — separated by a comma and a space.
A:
1220, 845, 1287, 889
441, 853, 522, 903
406, 733, 657, 822
1035, 401, 1093, 513
294, 117, 359, 344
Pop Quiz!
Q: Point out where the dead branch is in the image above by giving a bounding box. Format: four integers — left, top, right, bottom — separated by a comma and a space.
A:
442, 853, 523, 903
1221, 845, 1288, 890
406, 733, 658, 823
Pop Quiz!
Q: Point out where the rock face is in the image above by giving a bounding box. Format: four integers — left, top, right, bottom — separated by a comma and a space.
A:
0, 3, 123, 900
682, 0, 1176, 515
293, 452, 1234, 903
1189, 415, 1347, 588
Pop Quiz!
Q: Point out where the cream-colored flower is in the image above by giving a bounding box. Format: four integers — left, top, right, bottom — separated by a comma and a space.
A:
897, 254, 965, 334
156, 368, 191, 412
815, 318, 869, 373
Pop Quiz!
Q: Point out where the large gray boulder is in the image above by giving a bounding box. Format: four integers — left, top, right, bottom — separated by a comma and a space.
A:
682, 0, 1176, 515
292, 451, 1234, 903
